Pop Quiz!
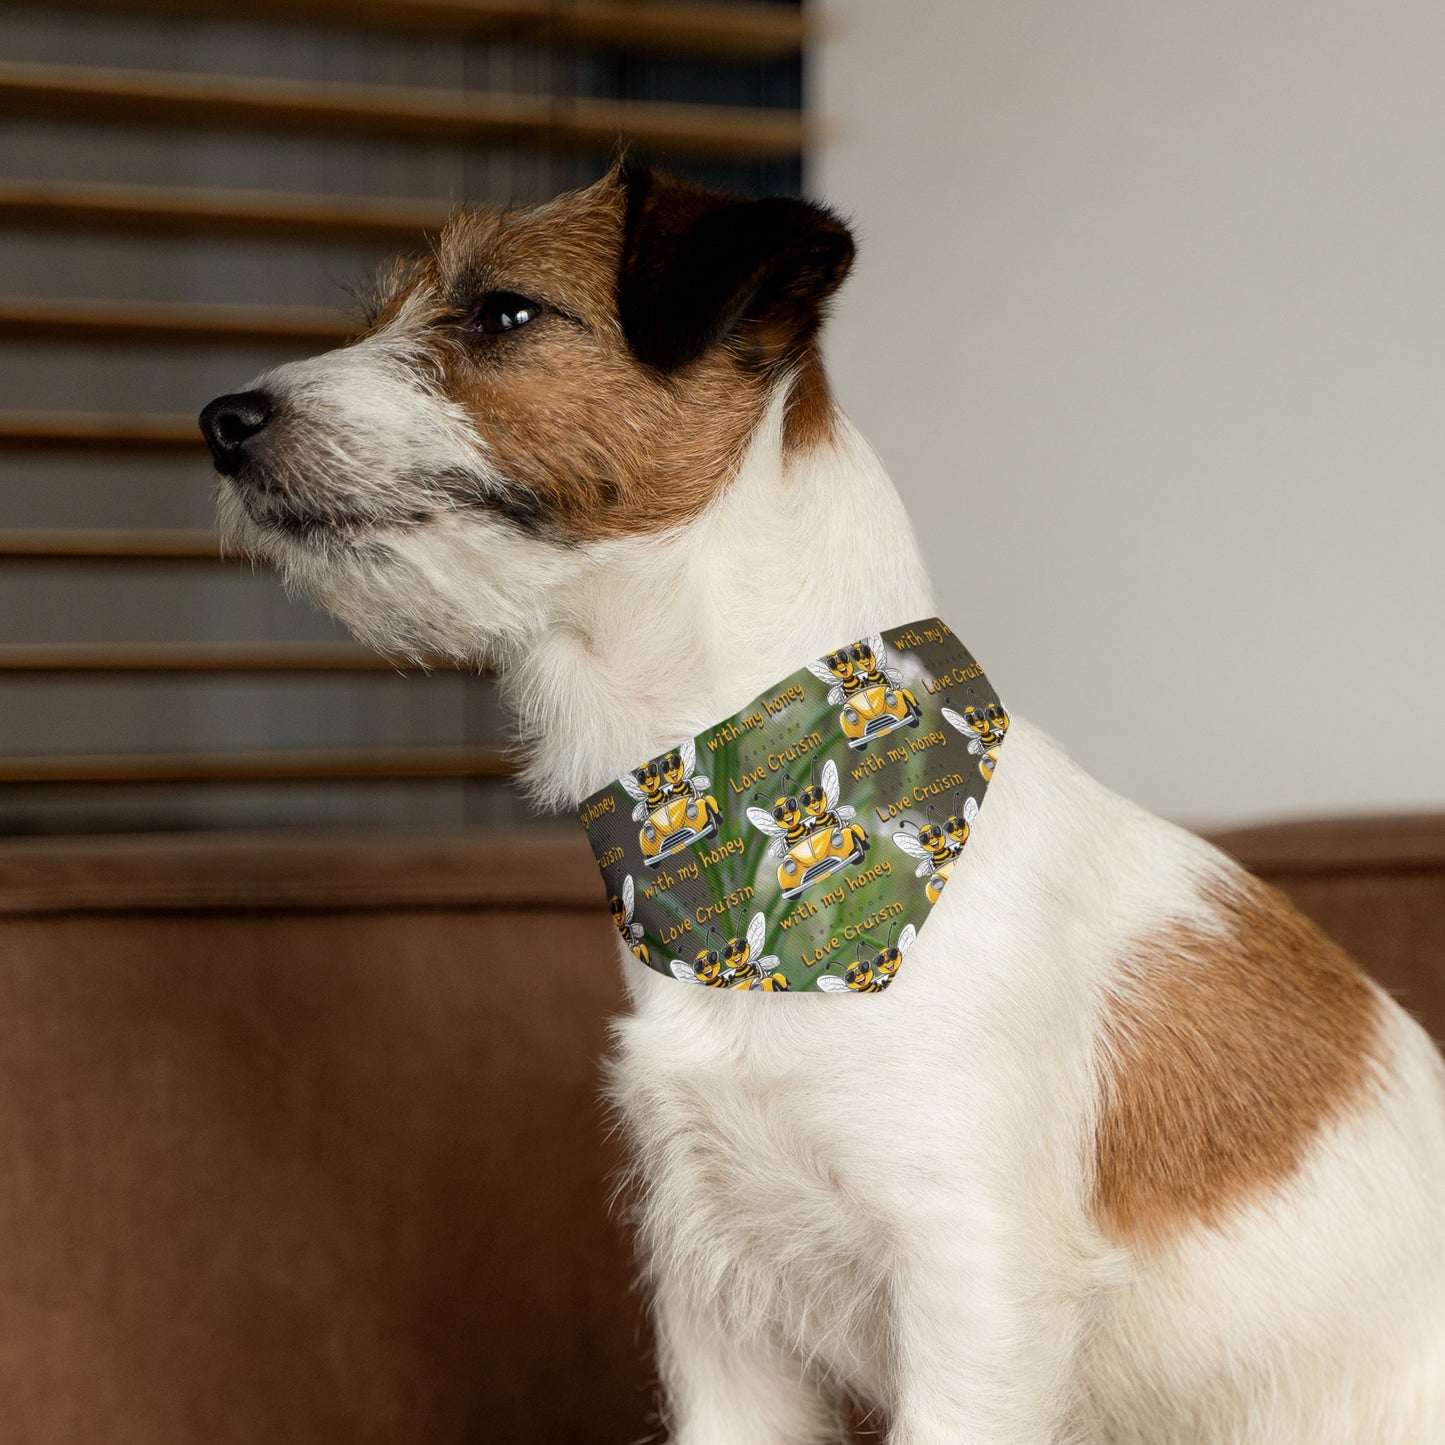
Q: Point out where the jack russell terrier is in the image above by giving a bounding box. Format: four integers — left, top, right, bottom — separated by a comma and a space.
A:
200, 163, 1445, 1444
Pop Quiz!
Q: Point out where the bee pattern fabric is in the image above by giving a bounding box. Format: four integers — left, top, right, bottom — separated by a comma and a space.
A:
580, 620, 1006, 994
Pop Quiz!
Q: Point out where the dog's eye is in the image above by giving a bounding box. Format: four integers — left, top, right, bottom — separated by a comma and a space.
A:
470, 291, 543, 334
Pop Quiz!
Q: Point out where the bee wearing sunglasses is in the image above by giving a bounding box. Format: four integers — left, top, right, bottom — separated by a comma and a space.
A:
808, 633, 905, 702
846, 638, 890, 690
799, 759, 869, 855
624, 756, 671, 819
608, 873, 650, 966
942, 792, 979, 855
659, 740, 711, 800
622, 741, 712, 821
811, 643, 868, 702
749, 767, 870, 900
817, 923, 916, 993
669, 929, 732, 988
747, 775, 812, 857
811, 634, 921, 751
891, 809, 957, 905
722, 913, 788, 991
622, 739, 722, 866
798, 759, 845, 833
669, 916, 786, 990
942, 698, 1010, 782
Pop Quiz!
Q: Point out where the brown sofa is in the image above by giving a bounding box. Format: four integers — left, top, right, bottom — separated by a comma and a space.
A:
0, 818, 1440, 1443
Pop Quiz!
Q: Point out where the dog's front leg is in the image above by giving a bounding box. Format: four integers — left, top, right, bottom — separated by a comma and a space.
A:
886, 1210, 1092, 1445
654, 1274, 840, 1445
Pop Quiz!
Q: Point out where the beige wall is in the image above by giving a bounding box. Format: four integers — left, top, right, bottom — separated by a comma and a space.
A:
812, 0, 1445, 826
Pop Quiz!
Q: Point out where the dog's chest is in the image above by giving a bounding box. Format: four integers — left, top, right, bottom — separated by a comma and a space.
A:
613, 1000, 900, 1382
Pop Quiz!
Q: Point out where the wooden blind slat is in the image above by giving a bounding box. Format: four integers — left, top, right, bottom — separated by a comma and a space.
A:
29, 0, 810, 59
0, 180, 448, 245
0, 413, 203, 452
0, 297, 353, 349
0, 745, 514, 784
0, 62, 812, 161
0, 529, 221, 561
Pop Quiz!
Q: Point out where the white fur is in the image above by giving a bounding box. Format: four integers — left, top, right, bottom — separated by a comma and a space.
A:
221, 354, 1445, 1443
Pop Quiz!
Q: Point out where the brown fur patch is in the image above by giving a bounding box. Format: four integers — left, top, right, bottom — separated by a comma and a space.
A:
366, 171, 842, 541
1093, 873, 1382, 1246
782, 344, 839, 456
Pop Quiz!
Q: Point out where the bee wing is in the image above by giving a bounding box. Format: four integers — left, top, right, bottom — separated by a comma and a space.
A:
679, 739, 696, 776
768, 838, 787, 859
622, 874, 635, 918
866, 632, 885, 659
668, 960, 700, 983
807, 659, 838, 687
892, 832, 930, 861
884, 667, 904, 687
815, 975, 851, 993
620, 773, 647, 802
897, 924, 917, 955
963, 795, 979, 823
915, 859, 935, 879
632, 802, 649, 822
627, 922, 645, 944
691, 774, 711, 790
834, 805, 856, 823
820, 758, 840, 809
746, 913, 767, 958
746, 807, 785, 838
828, 684, 845, 706
941, 707, 972, 737
755, 953, 780, 972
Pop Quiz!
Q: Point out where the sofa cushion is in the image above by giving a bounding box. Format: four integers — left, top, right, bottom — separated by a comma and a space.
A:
0, 818, 1439, 1442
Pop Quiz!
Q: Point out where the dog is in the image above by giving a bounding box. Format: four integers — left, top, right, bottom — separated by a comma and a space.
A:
200, 162, 1445, 1443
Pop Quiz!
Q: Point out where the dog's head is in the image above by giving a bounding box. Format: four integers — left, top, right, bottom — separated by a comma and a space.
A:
200, 163, 854, 660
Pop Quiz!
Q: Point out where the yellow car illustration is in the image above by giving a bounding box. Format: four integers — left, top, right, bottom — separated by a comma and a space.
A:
925, 857, 954, 905
640, 791, 720, 866
840, 682, 922, 750
777, 824, 867, 900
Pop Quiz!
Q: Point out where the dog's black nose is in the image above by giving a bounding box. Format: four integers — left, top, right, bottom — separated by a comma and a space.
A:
199, 390, 273, 475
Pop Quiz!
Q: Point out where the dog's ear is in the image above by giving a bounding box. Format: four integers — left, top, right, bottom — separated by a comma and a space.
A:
616, 162, 855, 374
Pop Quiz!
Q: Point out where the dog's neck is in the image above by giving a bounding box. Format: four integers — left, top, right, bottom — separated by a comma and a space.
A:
504, 390, 938, 810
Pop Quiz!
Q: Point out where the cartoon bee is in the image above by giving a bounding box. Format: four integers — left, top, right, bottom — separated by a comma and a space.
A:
747, 775, 811, 856
669, 926, 731, 988
817, 923, 916, 993
748, 764, 869, 901
845, 637, 890, 690
608, 873, 649, 966
942, 699, 1010, 781
891, 809, 959, 905
721, 913, 789, 991
799, 758, 857, 838
809, 633, 891, 701
809, 634, 922, 750
623, 757, 670, 818
622, 740, 722, 867
942, 792, 980, 855
810, 642, 868, 702
658, 742, 711, 799
669, 914, 786, 991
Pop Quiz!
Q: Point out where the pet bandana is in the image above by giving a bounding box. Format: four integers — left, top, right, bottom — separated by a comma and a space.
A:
579, 619, 1005, 994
